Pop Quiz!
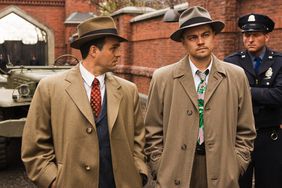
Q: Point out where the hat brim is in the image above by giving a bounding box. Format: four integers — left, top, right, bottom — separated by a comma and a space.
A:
241, 29, 269, 33
240, 24, 272, 33
170, 21, 225, 42
70, 33, 128, 49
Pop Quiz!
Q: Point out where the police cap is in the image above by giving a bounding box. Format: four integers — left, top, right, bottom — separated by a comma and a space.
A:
238, 13, 275, 33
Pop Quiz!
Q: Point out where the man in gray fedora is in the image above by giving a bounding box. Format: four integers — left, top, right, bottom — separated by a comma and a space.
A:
22, 16, 148, 188
145, 6, 256, 187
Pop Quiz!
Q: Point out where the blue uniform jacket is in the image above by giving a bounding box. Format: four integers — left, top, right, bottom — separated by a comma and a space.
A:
224, 48, 282, 129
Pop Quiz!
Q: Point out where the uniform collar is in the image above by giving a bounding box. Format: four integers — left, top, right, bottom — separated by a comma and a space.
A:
248, 46, 266, 61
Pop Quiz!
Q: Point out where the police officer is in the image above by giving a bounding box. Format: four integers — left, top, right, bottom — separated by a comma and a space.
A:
225, 13, 282, 188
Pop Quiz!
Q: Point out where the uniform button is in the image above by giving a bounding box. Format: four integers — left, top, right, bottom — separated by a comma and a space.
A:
85, 165, 91, 171
205, 106, 211, 111
86, 127, 93, 134
181, 144, 187, 150
174, 179, 181, 185
187, 110, 193, 116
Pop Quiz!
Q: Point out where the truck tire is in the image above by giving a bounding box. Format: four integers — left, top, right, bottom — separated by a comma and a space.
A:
0, 136, 8, 169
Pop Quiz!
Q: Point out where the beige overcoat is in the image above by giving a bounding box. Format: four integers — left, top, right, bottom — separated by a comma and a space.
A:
145, 55, 256, 188
21, 65, 148, 188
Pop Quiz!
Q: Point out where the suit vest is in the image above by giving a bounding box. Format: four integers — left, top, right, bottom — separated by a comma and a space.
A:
95, 91, 115, 188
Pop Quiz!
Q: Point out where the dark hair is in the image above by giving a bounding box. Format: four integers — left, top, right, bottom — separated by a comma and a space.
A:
80, 37, 105, 59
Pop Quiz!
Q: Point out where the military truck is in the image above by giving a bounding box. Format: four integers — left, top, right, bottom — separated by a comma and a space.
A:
0, 55, 79, 169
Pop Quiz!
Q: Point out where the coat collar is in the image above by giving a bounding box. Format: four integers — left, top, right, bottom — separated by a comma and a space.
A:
105, 72, 122, 134
65, 65, 95, 127
64, 64, 122, 133
173, 55, 226, 108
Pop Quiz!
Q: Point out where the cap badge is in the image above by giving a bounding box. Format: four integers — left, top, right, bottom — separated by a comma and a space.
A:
248, 15, 256, 22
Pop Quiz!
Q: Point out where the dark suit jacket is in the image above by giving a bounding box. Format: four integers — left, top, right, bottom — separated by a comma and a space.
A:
224, 47, 282, 128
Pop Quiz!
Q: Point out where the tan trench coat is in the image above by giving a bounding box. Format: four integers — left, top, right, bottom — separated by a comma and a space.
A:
21, 65, 148, 188
145, 55, 256, 188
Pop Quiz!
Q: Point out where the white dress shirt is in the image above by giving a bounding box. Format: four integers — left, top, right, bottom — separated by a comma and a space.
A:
79, 63, 105, 104
189, 56, 212, 91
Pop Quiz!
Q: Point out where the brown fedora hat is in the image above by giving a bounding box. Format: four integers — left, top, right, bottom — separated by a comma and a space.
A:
170, 6, 225, 42
71, 16, 128, 49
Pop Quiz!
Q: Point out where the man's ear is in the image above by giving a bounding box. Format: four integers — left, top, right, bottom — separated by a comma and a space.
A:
89, 45, 99, 58
264, 33, 270, 43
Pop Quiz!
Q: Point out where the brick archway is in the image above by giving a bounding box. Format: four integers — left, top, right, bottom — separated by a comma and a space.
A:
0, 5, 54, 65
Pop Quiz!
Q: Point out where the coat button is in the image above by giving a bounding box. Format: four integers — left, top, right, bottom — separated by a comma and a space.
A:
85, 165, 91, 171
181, 144, 187, 150
174, 179, 181, 185
205, 106, 211, 111
187, 110, 193, 116
86, 127, 93, 134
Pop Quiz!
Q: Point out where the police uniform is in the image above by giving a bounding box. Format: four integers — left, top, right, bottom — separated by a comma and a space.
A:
224, 13, 282, 188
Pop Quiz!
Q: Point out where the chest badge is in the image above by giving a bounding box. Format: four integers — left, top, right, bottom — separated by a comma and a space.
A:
265, 67, 273, 79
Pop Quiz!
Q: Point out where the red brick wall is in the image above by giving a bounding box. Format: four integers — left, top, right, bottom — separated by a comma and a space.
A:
65, 0, 95, 18
118, 0, 282, 94
65, 0, 96, 60
187, 0, 282, 54
238, 0, 282, 52
114, 15, 187, 93
130, 18, 185, 68
1, 0, 282, 94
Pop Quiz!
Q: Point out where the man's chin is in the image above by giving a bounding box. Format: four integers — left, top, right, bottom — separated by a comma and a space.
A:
246, 47, 262, 53
247, 48, 256, 52
195, 53, 211, 59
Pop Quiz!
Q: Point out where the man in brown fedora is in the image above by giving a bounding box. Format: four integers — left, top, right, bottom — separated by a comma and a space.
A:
145, 6, 256, 187
22, 16, 148, 188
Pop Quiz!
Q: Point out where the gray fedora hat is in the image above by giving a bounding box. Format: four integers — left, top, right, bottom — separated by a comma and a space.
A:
71, 16, 127, 49
170, 6, 225, 42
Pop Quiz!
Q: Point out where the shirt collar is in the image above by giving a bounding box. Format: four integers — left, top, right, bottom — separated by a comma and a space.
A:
189, 56, 212, 76
79, 63, 105, 87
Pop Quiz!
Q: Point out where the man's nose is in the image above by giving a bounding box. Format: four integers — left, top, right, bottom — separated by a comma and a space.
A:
248, 35, 254, 42
115, 48, 121, 57
197, 36, 204, 44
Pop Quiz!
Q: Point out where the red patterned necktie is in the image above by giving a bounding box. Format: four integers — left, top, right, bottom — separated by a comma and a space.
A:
90, 78, 101, 118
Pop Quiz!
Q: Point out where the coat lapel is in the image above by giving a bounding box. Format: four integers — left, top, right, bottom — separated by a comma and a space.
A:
239, 52, 256, 77
105, 73, 122, 134
65, 65, 96, 128
174, 56, 198, 109
204, 55, 226, 107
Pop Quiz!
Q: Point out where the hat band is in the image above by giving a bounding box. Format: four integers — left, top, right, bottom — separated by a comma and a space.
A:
80, 28, 118, 38
242, 23, 268, 31
181, 17, 212, 28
